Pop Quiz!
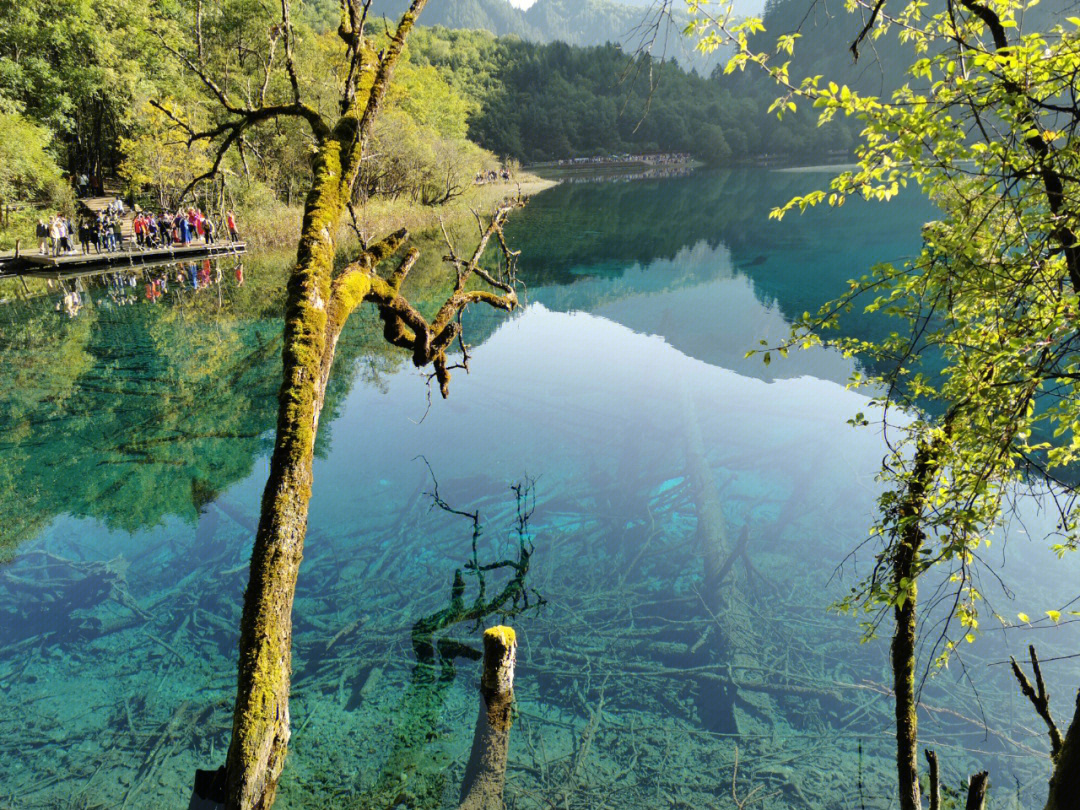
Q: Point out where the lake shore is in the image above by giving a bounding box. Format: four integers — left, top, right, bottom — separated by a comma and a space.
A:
0, 174, 558, 299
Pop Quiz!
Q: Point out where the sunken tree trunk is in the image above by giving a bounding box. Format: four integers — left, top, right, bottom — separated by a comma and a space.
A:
459, 627, 517, 810
679, 382, 755, 734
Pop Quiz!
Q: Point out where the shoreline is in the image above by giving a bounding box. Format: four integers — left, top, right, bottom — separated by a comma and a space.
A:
0, 176, 559, 298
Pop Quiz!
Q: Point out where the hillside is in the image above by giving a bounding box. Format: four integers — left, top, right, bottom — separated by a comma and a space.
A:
366, 0, 726, 68
405, 27, 754, 164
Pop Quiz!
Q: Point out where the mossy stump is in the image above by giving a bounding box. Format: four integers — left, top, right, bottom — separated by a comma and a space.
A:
459, 626, 516, 810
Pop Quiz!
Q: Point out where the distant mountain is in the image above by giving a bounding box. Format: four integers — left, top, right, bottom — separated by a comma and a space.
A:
365, 0, 731, 67
600, 0, 765, 17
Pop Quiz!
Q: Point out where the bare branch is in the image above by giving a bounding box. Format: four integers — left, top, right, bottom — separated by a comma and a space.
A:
343, 0, 430, 191
850, 0, 887, 60
1011, 645, 1064, 757
279, 0, 303, 105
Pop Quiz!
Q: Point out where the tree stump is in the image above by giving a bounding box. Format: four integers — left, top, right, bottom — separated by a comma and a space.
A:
459, 626, 516, 810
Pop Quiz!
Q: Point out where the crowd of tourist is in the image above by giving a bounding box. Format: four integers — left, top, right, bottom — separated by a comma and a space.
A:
561, 165, 698, 185
546, 152, 695, 168
36, 200, 240, 258
474, 167, 513, 184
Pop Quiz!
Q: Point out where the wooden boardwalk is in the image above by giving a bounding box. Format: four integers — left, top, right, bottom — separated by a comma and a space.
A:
0, 188, 245, 278
15, 241, 247, 277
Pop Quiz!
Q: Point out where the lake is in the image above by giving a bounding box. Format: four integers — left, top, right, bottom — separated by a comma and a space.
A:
1, 169, 1077, 808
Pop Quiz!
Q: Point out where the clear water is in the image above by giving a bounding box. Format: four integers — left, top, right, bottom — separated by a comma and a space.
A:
1, 169, 1077, 809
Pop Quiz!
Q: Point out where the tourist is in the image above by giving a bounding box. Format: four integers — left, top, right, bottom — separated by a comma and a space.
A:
103, 216, 116, 252
78, 220, 91, 255
204, 217, 216, 244
49, 216, 61, 256
112, 218, 124, 251
157, 213, 171, 246
57, 217, 71, 255
226, 210, 238, 242
88, 220, 101, 254
36, 219, 48, 254
57, 288, 82, 318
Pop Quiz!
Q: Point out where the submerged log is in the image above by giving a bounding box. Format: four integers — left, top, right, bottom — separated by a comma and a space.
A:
459, 626, 516, 810
679, 383, 758, 733
965, 772, 989, 810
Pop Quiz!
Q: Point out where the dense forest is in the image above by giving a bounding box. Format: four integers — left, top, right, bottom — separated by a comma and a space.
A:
16, 0, 1064, 239
0, 0, 910, 242
406, 27, 756, 163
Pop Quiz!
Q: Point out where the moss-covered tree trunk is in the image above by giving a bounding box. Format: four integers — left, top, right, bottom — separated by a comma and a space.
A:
159, 1, 532, 802
223, 130, 352, 809
222, 10, 427, 801
892, 548, 920, 810
459, 627, 517, 810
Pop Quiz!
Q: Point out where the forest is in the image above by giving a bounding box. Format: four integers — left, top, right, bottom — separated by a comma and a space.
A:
0, 0, 880, 247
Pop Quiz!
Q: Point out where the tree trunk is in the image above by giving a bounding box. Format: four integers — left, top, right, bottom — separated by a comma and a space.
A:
892, 436, 942, 810
965, 772, 988, 810
1045, 691, 1080, 810
679, 382, 755, 734
925, 749, 940, 810
223, 135, 349, 810
893, 566, 920, 810
459, 627, 517, 810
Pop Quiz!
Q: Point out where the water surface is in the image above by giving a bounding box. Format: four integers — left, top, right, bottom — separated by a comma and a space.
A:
1, 169, 1077, 809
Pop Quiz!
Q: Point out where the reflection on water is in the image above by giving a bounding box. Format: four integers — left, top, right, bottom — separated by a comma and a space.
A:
1, 170, 1078, 808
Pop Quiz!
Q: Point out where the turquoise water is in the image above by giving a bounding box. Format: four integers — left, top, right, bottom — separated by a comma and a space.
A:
1, 170, 1078, 808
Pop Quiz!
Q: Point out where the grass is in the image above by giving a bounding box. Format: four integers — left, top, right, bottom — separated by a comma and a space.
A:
239, 173, 555, 254
0, 208, 45, 252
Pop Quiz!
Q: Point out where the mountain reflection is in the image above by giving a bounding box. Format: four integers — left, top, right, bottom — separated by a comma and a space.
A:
0, 170, 933, 553
493, 168, 932, 379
